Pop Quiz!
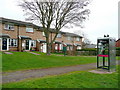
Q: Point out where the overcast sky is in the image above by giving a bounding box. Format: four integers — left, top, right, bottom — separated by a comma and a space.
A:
0, 0, 119, 44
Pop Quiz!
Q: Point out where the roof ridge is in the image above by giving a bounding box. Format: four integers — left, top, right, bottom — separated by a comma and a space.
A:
0, 17, 83, 37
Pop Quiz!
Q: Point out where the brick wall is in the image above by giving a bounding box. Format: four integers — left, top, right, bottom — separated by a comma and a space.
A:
0, 23, 2, 51
2, 24, 18, 39
116, 39, 120, 47
19, 26, 45, 40
1, 22, 83, 52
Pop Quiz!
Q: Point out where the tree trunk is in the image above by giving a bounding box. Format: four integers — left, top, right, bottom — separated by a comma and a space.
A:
46, 43, 51, 55
46, 37, 51, 55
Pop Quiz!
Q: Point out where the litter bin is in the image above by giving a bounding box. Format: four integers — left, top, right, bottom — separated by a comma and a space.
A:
63, 46, 67, 56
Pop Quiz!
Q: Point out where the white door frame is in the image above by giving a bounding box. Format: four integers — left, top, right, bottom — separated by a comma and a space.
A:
7, 38, 9, 51
0, 38, 2, 51
43, 43, 47, 53
29, 40, 31, 50
25, 40, 31, 50
1, 38, 9, 51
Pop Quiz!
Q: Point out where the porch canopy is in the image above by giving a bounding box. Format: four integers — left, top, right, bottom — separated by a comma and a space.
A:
55, 41, 61, 44
66, 43, 72, 46
74, 43, 81, 46
19, 36, 31, 39
37, 39, 46, 43
0, 33, 10, 38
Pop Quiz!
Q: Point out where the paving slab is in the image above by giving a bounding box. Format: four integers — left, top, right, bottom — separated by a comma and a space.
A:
28, 52, 40, 55
4, 52, 13, 54
89, 69, 114, 74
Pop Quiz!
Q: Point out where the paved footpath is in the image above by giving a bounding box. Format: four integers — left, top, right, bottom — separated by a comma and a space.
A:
2, 60, 120, 83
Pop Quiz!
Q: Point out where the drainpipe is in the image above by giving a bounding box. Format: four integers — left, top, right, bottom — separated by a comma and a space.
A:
17, 25, 19, 51
51, 32, 52, 52
17, 25, 20, 51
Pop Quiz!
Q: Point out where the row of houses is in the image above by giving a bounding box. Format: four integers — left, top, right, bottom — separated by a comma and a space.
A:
0, 17, 83, 53
116, 38, 120, 47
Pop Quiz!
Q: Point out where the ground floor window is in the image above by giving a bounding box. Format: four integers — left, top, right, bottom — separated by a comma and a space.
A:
9, 39, 17, 47
77, 46, 81, 49
55, 44, 58, 50
67, 46, 69, 50
70, 46, 73, 50
40, 43, 46, 53
31, 40, 36, 47
55, 44, 62, 51
59, 44, 63, 50
67, 46, 73, 51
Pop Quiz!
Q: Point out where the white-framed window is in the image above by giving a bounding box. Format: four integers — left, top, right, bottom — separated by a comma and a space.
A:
76, 37, 80, 41
9, 39, 17, 47
31, 40, 36, 47
67, 36, 71, 40
42, 32, 45, 36
59, 44, 63, 50
4, 24, 14, 30
67, 46, 69, 50
70, 46, 73, 50
77, 46, 81, 49
57, 33, 61, 38
26, 27, 34, 32
55, 44, 58, 50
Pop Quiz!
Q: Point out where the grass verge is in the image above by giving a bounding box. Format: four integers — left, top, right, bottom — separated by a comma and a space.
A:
2, 65, 119, 88
2, 51, 97, 72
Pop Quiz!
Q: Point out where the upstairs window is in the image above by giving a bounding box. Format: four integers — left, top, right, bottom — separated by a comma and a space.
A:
26, 27, 34, 32
57, 33, 61, 38
9, 39, 17, 47
4, 24, 14, 30
67, 36, 71, 40
76, 37, 80, 41
42, 32, 45, 36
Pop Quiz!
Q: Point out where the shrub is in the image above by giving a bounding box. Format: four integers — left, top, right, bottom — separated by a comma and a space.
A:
116, 47, 120, 50
76, 48, 97, 56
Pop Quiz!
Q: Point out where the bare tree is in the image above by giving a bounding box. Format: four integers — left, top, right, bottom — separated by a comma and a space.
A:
74, 30, 91, 48
19, 0, 90, 55
74, 30, 85, 37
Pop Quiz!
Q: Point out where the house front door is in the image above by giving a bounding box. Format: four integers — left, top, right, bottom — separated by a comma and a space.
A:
26, 40, 29, 50
2, 38, 7, 50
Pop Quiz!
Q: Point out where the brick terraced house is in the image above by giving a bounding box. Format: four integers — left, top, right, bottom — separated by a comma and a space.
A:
0, 17, 83, 53
116, 38, 120, 47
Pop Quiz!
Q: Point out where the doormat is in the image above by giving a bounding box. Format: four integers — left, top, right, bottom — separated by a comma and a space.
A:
4, 52, 13, 54
29, 52, 40, 55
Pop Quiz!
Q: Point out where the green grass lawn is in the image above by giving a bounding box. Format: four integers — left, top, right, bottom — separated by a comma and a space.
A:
2, 52, 97, 72
2, 65, 119, 88
116, 56, 120, 60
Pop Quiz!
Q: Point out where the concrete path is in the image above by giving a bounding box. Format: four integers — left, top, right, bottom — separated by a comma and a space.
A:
28, 52, 40, 55
2, 60, 120, 83
4, 52, 13, 54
